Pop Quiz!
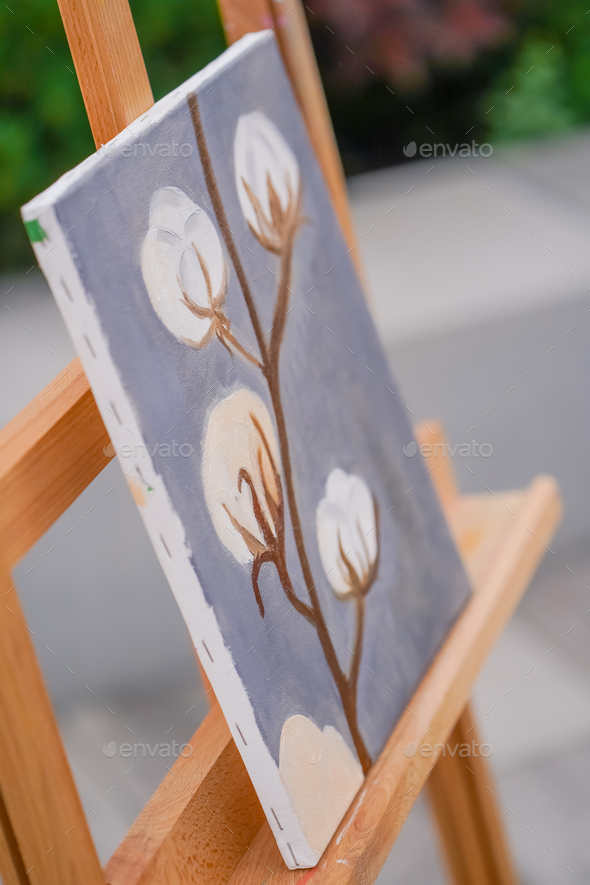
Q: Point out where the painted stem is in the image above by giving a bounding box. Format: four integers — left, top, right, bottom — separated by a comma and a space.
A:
264, 239, 371, 772
189, 93, 371, 773
224, 330, 263, 369
268, 363, 371, 773
188, 93, 268, 368
349, 594, 365, 708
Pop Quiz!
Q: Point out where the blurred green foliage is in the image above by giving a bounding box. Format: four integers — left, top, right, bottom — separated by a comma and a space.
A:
485, 38, 578, 141
0, 0, 225, 271
484, 0, 590, 142
311, 0, 590, 174
1, 0, 590, 270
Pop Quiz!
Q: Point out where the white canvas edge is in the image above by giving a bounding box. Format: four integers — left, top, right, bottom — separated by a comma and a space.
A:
25, 202, 356, 870
22, 31, 269, 220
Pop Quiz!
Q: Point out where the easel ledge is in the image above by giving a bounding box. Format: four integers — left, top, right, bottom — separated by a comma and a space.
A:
0, 2, 560, 884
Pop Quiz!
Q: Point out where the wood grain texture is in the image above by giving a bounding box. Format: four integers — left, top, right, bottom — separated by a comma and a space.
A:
196, 657, 218, 706
218, 0, 360, 271
0, 1, 151, 880
107, 474, 560, 885
269, 0, 359, 263
56, 0, 154, 147
0, 0, 155, 568
0, 786, 28, 885
428, 704, 518, 885
0, 563, 105, 885
217, 0, 274, 42
105, 709, 263, 885
0, 357, 112, 569
415, 419, 459, 510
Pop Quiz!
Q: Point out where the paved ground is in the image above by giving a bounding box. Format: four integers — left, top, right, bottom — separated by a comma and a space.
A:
350, 130, 590, 346
2, 130, 590, 882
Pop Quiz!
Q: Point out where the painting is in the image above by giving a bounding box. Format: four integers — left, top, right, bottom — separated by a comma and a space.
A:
22, 31, 471, 869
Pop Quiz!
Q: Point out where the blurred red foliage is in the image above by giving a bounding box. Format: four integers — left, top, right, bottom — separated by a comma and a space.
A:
306, 0, 510, 88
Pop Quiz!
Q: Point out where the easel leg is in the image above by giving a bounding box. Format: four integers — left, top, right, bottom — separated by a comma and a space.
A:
0, 562, 104, 885
427, 702, 519, 885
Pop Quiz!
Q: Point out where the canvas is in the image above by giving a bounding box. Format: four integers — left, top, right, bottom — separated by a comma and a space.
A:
22, 31, 471, 870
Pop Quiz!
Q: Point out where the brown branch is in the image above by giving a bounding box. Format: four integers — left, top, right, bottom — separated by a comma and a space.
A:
237, 468, 274, 550
263, 239, 372, 770
224, 331, 263, 369
221, 504, 266, 558
188, 92, 268, 369
269, 239, 294, 369
190, 94, 372, 772
239, 442, 314, 624
349, 594, 365, 702
265, 311, 372, 772
268, 195, 303, 368
272, 547, 316, 625
252, 552, 273, 618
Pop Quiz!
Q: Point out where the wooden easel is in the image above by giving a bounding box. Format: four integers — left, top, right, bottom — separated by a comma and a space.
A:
0, 2, 561, 883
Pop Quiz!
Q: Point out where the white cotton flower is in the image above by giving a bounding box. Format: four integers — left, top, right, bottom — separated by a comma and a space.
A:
316, 468, 378, 598
202, 389, 281, 565
279, 714, 364, 854
234, 111, 301, 253
141, 186, 227, 347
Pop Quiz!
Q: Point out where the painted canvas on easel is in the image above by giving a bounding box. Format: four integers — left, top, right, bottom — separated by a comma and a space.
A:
22, 31, 470, 869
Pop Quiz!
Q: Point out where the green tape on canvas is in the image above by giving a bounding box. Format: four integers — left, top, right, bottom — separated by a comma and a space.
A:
24, 218, 48, 243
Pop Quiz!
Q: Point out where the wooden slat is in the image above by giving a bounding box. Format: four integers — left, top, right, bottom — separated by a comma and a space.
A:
0, 0, 155, 567
0, 563, 105, 885
0, 787, 28, 885
269, 0, 358, 259
0, 1, 152, 880
428, 704, 518, 885
0, 357, 112, 568
56, 0, 153, 147
105, 709, 263, 885
217, 0, 274, 42
105, 475, 560, 884
218, 0, 359, 265
415, 419, 459, 510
